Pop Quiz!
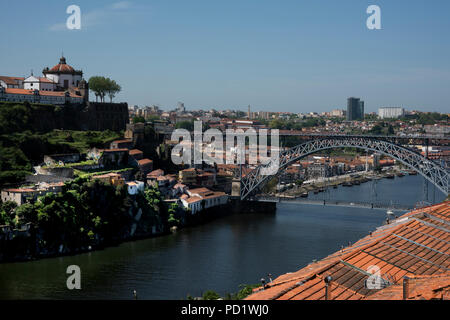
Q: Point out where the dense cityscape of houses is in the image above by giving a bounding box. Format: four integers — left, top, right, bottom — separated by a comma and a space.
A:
1, 97, 448, 213
129, 100, 449, 138
1, 58, 448, 215
0, 136, 230, 215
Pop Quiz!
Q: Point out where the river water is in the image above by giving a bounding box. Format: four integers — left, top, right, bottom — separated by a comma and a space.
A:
0, 175, 446, 299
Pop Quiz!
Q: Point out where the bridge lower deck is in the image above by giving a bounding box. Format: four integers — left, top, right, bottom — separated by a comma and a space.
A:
253, 197, 413, 211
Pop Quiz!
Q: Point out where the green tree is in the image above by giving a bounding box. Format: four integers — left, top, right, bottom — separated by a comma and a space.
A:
89, 76, 121, 103
234, 284, 260, 300
387, 124, 395, 135
14, 203, 36, 224
133, 116, 145, 124
202, 290, 221, 300
146, 115, 160, 121
167, 203, 180, 227
0, 201, 18, 225
106, 79, 121, 103
269, 119, 286, 129
369, 124, 383, 135
175, 120, 195, 131
88, 76, 108, 102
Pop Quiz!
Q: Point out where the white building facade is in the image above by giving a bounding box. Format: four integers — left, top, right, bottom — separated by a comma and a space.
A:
23, 75, 57, 91
126, 181, 145, 195
0, 56, 87, 104
42, 56, 83, 89
0, 87, 84, 105
378, 107, 405, 119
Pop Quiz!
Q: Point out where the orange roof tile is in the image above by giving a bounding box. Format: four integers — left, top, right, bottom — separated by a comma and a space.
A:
47, 57, 78, 73
147, 169, 164, 177
2, 188, 36, 193
4, 88, 81, 98
112, 139, 132, 144
186, 196, 202, 204
202, 191, 226, 200
138, 158, 153, 165
129, 149, 143, 155
38, 77, 57, 84
246, 201, 450, 300
188, 187, 211, 194
102, 148, 129, 152
0, 76, 24, 84
367, 274, 450, 300
93, 172, 121, 179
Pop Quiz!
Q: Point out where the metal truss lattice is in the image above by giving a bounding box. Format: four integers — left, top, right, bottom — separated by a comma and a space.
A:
240, 137, 449, 200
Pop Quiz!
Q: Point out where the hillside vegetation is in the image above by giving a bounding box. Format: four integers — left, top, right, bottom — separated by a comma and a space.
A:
0, 177, 176, 261
0, 101, 120, 186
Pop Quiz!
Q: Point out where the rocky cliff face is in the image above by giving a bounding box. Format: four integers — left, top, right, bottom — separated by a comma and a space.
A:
0, 201, 165, 263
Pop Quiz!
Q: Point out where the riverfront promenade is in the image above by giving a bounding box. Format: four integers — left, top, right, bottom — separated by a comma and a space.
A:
274, 168, 415, 198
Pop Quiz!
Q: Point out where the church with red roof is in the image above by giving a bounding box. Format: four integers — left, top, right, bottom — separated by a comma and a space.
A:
41, 56, 83, 90
0, 55, 88, 105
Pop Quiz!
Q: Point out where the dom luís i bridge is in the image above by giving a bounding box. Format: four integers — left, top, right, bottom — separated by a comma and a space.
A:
231, 133, 449, 210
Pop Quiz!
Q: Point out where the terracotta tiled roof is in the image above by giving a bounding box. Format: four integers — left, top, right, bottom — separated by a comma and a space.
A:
45, 182, 65, 187
93, 172, 121, 179
4, 88, 81, 98
102, 148, 129, 152
48, 57, 77, 73
129, 149, 143, 155
2, 188, 36, 193
156, 175, 170, 181
50, 64, 75, 73
379, 159, 395, 165
112, 139, 132, 144
188, 187, 211, 194
202, 191, 226, 200
147, 169, 164, 177
186, 196, 202, 204
38, 77, 57, 84
367, 274, 450, 300
246, 201, 450, 300
138, 158, 153, 165
0, 76, 24, 84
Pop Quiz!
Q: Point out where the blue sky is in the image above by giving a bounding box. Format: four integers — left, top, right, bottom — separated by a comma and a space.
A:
1, 0, 449, 113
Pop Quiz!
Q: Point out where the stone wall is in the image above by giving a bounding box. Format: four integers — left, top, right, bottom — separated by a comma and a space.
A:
44, 153, 81, 166
35, 166, 74, 178
83, 102, 129, 131
25, 174, 72, 184
0, 101, 129, 133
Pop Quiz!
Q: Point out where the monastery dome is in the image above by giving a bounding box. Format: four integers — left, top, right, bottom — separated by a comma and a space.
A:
48, 57, 76, 73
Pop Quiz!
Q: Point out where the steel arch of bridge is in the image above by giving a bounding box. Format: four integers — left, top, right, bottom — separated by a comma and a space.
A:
240, 137, 450, 200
